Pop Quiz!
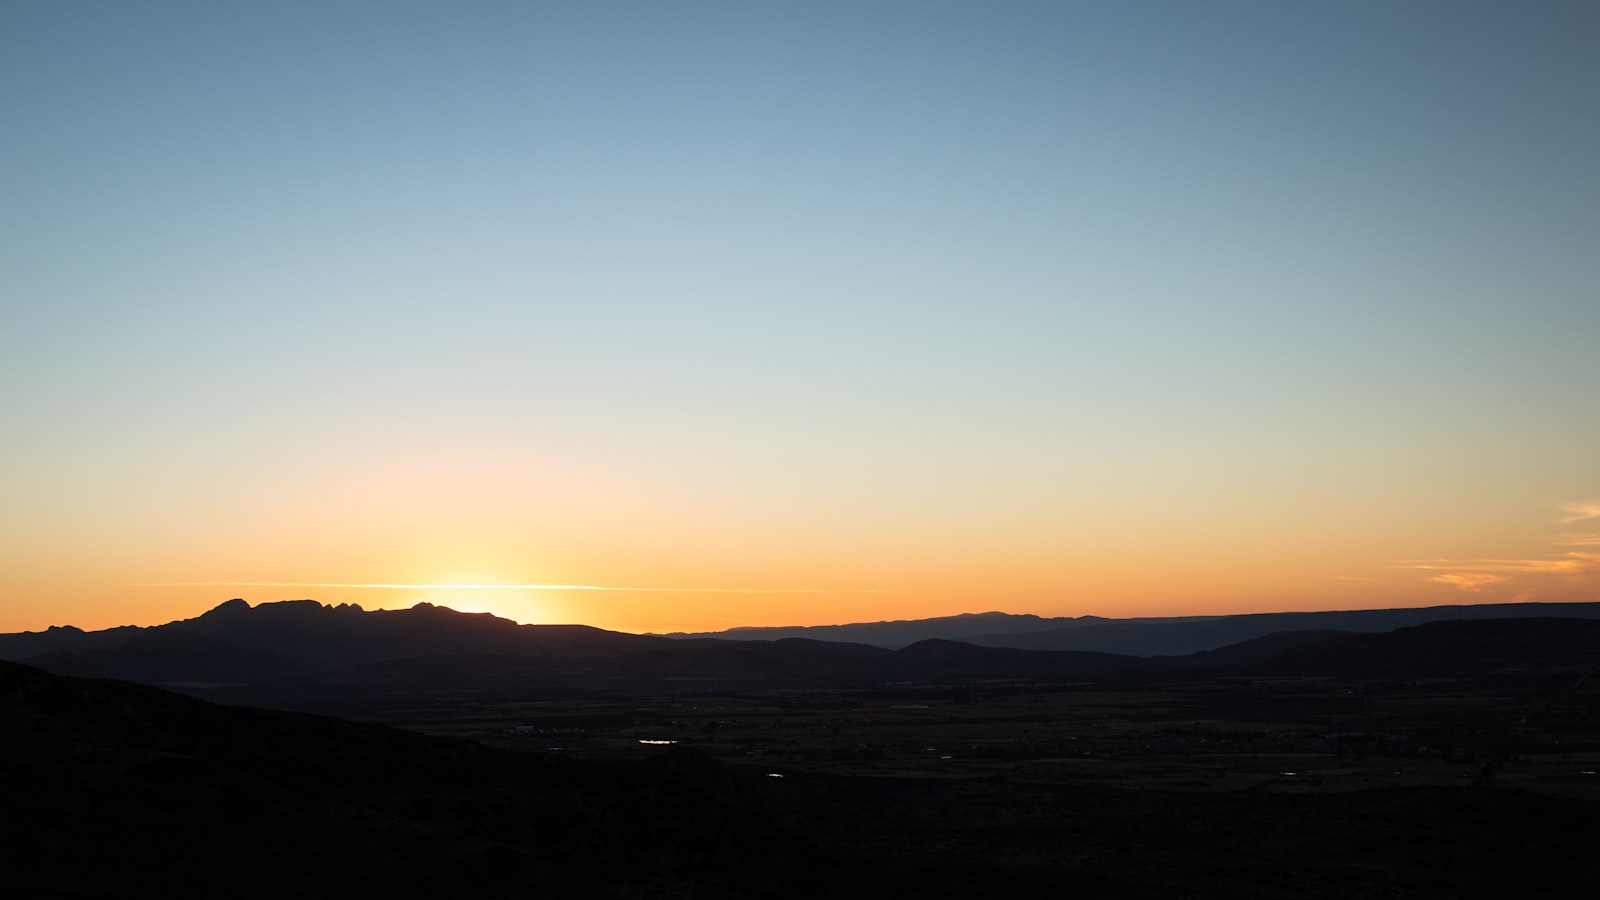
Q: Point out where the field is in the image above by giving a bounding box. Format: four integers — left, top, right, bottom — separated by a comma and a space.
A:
276, 661, 1600, 895
342, 665, 1600, 797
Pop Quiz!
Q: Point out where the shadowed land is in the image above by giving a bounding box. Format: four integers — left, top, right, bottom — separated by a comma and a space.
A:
4, 601, 1600, 896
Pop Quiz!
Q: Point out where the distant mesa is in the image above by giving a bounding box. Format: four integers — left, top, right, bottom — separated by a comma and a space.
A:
665, 601, 1600, 654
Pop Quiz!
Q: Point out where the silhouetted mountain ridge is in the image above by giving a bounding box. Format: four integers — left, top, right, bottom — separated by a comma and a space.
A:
662, 610, 1169, 648
8, 600, 1600, 706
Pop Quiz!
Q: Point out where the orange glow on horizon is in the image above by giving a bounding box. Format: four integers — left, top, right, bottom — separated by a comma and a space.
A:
3, 432, 1595, 635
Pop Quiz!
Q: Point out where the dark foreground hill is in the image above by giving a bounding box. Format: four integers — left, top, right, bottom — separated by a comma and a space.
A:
1145, 618, 1600, 678
1252, 617, 1600, 678
0, 659, 814, 899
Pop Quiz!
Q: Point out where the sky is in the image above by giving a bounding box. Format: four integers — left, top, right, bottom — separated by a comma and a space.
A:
2, 1, 1598, 634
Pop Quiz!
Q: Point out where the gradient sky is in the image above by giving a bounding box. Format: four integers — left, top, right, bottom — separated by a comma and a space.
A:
3, 1, 1598, 634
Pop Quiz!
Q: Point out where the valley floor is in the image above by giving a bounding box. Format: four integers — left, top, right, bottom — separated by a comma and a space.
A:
294, 664, 1600, 896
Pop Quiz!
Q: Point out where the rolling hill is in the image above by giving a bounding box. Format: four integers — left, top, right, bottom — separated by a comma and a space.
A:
0, 658, 812, 898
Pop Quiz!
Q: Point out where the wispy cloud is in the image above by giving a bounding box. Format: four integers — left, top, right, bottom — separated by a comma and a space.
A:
1391, 499, 1600, 594
1391, 557, 1595, 576
1391, 552, 1600, 593
1427, 573, 1507, 592
1558, 499, 1600, 524
137, 581, 881, 595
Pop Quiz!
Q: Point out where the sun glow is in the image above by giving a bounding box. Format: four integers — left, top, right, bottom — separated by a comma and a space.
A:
137, 581, 881, 594
118, 579, 885, 630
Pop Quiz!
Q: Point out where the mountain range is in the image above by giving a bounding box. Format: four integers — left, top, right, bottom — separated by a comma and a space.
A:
5, 598, 1600, 708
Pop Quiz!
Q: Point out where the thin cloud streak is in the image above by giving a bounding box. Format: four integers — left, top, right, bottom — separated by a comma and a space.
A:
1428, 573, 1506, 592
137, 581, 882, 594
1391, 499, 1600, 593
1391, 558, 1595, 575
1558, 499, 1600, 524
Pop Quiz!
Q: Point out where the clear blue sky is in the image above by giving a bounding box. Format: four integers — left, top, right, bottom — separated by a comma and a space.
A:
2, 1, 1598, 631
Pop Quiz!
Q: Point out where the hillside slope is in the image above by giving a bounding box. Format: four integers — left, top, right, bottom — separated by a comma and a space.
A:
0, 659, 812, 898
